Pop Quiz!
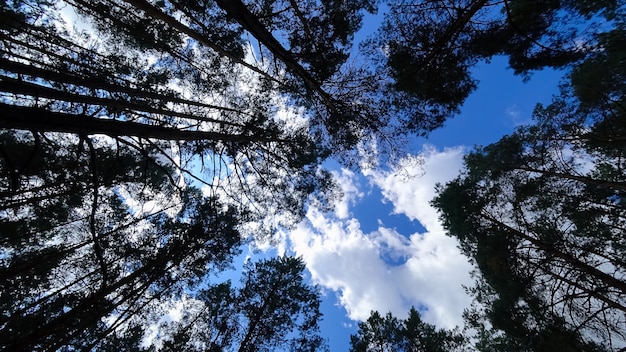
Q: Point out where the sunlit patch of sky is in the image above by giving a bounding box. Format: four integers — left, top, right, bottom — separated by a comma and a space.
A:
424, 56, 565, 147
351, 182, 427, 235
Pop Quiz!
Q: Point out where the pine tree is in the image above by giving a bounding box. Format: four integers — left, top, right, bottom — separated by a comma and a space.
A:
141, 256, 328, 352
349, 308, 467, 352
432, 75, 626, 349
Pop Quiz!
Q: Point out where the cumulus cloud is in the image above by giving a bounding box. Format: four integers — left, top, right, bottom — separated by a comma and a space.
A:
331, 168, 364, 219
364, 145, 465, 232
286, 145, 475, 329
289, 209, 407, 321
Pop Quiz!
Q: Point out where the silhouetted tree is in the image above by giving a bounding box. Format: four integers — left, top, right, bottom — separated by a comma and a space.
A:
141, 256, 328, 352
350, 308, 467, 352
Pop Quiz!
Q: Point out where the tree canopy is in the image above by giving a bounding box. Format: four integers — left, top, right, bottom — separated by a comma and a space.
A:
1, 0, 345, 348
363, 0, 621, 132
433, 7, 626, 347
2, 0, 626, 350
349, 308, 467, 352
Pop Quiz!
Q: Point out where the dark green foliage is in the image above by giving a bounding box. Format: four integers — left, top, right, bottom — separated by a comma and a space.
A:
364, 0, 622, 140
0, 132, 244, 350
141, 256, 328, 352
570, 25, 626, 113
237, 256, 326, 352
349, 308, 467, 352
430, 7, 626, 341
0, 124, 331, 350
1, 1, 342, 348
1, 0, 343, 231
372, 0, 484, 116
433, 61, 626, 349
248, 0, 376, 82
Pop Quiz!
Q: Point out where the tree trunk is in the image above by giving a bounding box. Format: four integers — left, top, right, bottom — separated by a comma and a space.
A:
0, 58, 250, 126
0, 103, 285, 144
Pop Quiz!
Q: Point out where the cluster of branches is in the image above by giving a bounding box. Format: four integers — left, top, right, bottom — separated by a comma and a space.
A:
430, 0, 626, 350
1, 0, 362, 349
0, 128, 327, 350
349, 308, 467, 352
362, 0, 620, 133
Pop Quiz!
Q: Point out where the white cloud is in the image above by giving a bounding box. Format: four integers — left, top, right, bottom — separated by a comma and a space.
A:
506, 104, 531, 126
286, 145, 475, 329
332, 168, 364, 219
365, 145, 465, 232
289, 210, 407, 322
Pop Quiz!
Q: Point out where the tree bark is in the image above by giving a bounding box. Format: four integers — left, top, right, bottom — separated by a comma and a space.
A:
212, 0, 334, 104
0, 76, 242, 127
0, 58, 250, 126
0, 103, 285, 144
